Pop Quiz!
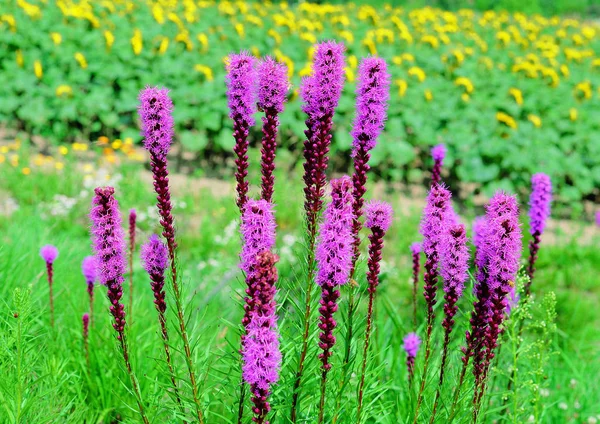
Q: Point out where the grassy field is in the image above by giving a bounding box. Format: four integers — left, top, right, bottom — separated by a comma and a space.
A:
0, 143, 599, 423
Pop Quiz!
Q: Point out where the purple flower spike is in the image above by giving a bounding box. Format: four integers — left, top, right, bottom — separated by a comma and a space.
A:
351, 57, 391, 155
364, 200, 393, 232
258, 57, 289, 203
410, 242, 421, 256
227, 52, 257, 211
431, 144, 447, 186
420, 184, 452, 257
82, 256, 97, 285
240, 199, 276, 275
141, 234, 169, 277
90, 187, 127, 336
528, 173, 552, 236
138, 87, 174, 161
403, 332, 421, 381
40, 245, 59, 263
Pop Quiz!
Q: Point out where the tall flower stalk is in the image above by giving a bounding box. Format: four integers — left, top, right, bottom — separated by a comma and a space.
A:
128, 208, 136, 323
141, 234, 183, 412
430, 223, 469, 422
291, 40, 345, 423
82, 313, 90, 373
430, 144, 446, 186
257, 57, 289, 203
410, 242, 421, 330
403, 332, 421, 383
82, 256, 97, 327
226, 52, 257, 212
90, 187, 149, 424
40, 245, 58, 328
356, 201, 393, 423
525, 173, 551, 294
413, 184, 451, 423
138, 86, 204, 423
242, 251, 281, 424
314, 177, 353, 423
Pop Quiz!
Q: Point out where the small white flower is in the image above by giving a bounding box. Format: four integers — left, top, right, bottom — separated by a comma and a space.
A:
587, 417, 597, 424
574, 400, 581, 410
527, 415, 535, 423
570, 378, 578, 389
540, 388, 550, 397
558, 402, 568, 410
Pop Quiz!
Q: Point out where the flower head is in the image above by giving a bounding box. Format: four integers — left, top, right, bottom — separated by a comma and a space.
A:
364, 200, 393, 232
257, 57, 289, 113
226, 52, 257, 127
141, 234, 168, 276
240, 199, 276, 274
40, 245, 58, 263
82, 313, 90, 328
431, 144, 447, 163
528, 173, 552, 235
351, 57, 390, 155
440, 223, 470, 298
90, 187, 127, 287
410, 242, 421, 256
242, 313, 281, 391
81, 256, 97, 285
403, 332, 421, 357
420, 184, 452, 256
300, 41, 346, 120
138, 86, 174, 160
316, 176, 354, 287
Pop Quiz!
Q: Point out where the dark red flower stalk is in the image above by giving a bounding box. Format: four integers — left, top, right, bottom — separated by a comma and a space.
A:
90, 187, 149, 424
40, 245, 58, 328
356, 201, 393, 422
291, 41, 345, 423
430, 144, 446, 186
414, 184, 452, 423
139, 86, 204, 423
82, 313, 90, 372
242, 252, 281, 424
82, 256, 97, 327
226, 52, 257, 212
141, 234, 184, 411
257, 57, 289, 203
128, 208, 136, 323
410, 242, 421, 330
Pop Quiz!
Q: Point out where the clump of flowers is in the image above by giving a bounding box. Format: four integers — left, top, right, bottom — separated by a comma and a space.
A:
40, 244, 59, 328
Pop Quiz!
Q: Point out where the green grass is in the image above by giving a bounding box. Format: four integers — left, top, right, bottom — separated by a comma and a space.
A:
0, 149, 599, 423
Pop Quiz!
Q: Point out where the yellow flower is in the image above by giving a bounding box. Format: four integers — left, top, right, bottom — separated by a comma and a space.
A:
348, 55, 358, 69
74, 52, 87, 69
574, 81, 592, 100
22, 167, 31, 175
569, 108, 578, 121
339, 30, 354, 44
509, 88, 523, 106
461, 93, 470, 102
34, 60, 43, 79
59, 146, 69, 155
197, 33, 209, 52
402, 53, 415, 62
455, 77, 474, 94
560, 64, 569, 77
396, 79, 408, 97
528, 114, 542, 128
55, 162, 64, 171
408, 66, 426, 82
235, 23, 245, 38
496, 111, 517, 129
111, 139, 123, 150
98, 136, 109, 145
55, 85, 73, 97
392, 56, 402, 66
268, 29, 281, 45
16, 50, 24, 67
300, 32, 317, 44
345, 67, 355, 83
10, 154, 19, 167
72, 142, 88, 151
0, 154, 5, 164
421, 35, 439, 49
159, 37, 169, 54
131, 29, 143, 55
104, 30, 115, 50
194, 64, 214, 81
496, 31, 511, 46
50, 32, 62, 45
424, 89, 433, 102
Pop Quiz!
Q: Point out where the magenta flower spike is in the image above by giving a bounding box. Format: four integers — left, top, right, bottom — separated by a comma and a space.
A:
40, 244, 58, 328
90, 186, 149, 424
141, 234, 183, 410
314, 177, 353, 423
138, 86, 204, 421
128, 208, 137, 323
82, 256, 97, 326
526, 173, 552, 291
258, 57, 289, 203
357, 201, 393, 421
414, 183, 452, 423
430, 144, 447, 186
227, 52, 257, 211
403, 332, 421, 382
410, 242, 422, 330
242, 251, 281, 424
350, 57, 390, 269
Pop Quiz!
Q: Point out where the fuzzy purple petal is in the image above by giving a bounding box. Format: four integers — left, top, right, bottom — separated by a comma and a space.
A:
138, 86, 174, 160
140, 234, 168, 276
242, 313, 281, 390
420, 184, 452, 257
240, 199, 276, 274
528, 173, 552, 235
315, 176, 354, 287
364, 200, 393, 232
440, 223, 470, 298
410, 241, 421, 255
403, 332, 421, 358
81, 256, 97, 285
351, 57, 390, 155
431, 144, 447, 163
226, 52, 257, 127
257, 57, 289, 113
40, 245, 59, 264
